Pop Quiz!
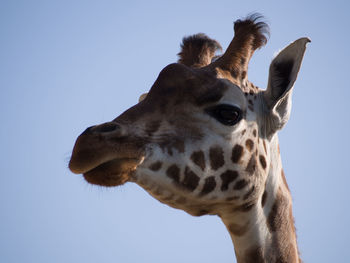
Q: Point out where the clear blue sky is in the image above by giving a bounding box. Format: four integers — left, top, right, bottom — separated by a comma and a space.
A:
1, 1, 349, 262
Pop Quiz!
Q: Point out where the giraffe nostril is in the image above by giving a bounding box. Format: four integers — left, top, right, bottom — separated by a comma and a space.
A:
93, 122, 121, 133
80, 122, 126, 137
81, 126, 95, 135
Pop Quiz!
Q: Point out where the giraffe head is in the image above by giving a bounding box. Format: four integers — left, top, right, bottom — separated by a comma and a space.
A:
69, 15, 309, 218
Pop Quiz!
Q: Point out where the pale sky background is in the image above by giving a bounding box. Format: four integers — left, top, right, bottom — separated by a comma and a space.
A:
1, 1, 350, 262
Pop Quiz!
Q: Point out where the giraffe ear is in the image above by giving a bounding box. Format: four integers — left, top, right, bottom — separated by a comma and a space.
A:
263, 37, 310, 137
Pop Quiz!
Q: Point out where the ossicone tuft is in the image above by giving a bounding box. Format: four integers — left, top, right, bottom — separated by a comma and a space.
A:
234, 13, 270, 50
208, 13, 270, 83
178, 33, 222, 68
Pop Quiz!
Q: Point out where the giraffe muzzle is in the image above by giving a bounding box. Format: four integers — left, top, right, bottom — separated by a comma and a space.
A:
69, 121, 145, 186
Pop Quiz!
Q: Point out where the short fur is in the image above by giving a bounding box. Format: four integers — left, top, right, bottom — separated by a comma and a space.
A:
69, 13, 309, 263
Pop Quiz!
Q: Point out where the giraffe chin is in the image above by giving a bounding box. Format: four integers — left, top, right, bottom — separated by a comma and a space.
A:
82, 158, 140, 187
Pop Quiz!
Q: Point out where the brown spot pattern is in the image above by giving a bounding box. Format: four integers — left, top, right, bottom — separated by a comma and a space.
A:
167, 147, 173, 156
267, 198, 280, 232
240, 202, 255, 212
261, 190, 267, 207
228, 222, 249, 236
183, 166, 200, 191
190, 151, 206, 171
209, 146, 224, 170
149, 161, 162, 171
266, 189, 299, 262
253, 129, 257, 137
231, 68, 239, 79
234, 179, 248, 190
233, 202, 255, 212
243, 185, 255, 200
267, 189, 293, 233
245, 155, 256, 175
166, 165, 180, 183
200, 176, 216, 196
245, 139, 254, 152
220, 170, 239, 191
173, 139, 185, 153
231, 144, 243, 163
259, 155, 267, 169
245, 246, 264, 263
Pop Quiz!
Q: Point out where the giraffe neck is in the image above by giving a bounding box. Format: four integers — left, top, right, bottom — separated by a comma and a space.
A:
220, 135, 300, 263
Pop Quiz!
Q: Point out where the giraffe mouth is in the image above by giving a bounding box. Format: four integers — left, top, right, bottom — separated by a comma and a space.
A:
68, 124, 146, 187
82, 157, 142, 187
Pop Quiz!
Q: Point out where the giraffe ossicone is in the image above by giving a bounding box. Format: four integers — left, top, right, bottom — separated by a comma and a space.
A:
69, 14, 309, 263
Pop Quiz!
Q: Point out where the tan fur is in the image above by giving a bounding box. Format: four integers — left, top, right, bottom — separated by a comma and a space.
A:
69, 14, 309, 263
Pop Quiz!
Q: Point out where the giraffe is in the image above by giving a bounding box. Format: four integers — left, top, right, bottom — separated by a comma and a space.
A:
69, 15, 309, 262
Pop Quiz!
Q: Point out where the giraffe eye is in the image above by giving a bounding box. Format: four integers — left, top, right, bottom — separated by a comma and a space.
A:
206, 104, 242, 126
